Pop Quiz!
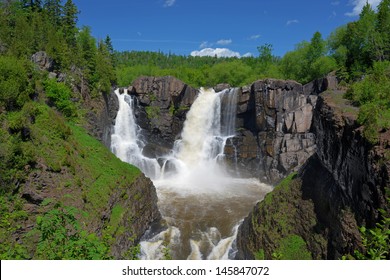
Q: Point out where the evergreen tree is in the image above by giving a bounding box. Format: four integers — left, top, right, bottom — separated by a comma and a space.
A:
43, 0, 62, 26
377, 0, 390, 60
62, 0, 78, 47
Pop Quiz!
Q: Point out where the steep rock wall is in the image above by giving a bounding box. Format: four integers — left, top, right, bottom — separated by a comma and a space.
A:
235, 90, 390, 259
226, 79, 317, 183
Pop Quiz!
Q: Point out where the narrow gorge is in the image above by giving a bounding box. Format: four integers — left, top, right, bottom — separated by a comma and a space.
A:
105, 75, 389, 259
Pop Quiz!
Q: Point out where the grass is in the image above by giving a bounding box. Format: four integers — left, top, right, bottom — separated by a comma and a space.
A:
0, 102, 143, 259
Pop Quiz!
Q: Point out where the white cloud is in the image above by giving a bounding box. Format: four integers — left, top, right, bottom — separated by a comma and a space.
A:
199, 41, 212, 48
242, 52, 253, 57
190, 48, 241, 58
286, 19, 299, 26
346, 0, 381, 16
164, 0, 176, 7
216, 39, 232, 45
249, 34, 261, 40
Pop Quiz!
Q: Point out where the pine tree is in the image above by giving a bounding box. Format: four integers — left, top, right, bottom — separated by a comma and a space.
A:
43, 0, 62, 26
377, 0, 390, 60
62, 0, 78, 47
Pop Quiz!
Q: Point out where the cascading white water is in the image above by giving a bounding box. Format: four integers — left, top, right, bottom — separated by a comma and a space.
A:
111, 89, 160, 179
111, 87, 272, 260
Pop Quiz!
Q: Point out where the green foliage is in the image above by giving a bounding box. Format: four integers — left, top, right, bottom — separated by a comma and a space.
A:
94, 39, 116, 94
44, 78, 77, 118
146, 105, 161, 120
254, 249, 265, 260
353, 210, 390, 260
33, 203, 111, 259
0, 196, 29, 259
273, 235, 312, 260
280, 32, 336, 84
346, 61, 390, 143
0, 56, 33, 111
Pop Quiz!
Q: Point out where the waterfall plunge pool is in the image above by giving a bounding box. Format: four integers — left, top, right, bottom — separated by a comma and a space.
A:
111, 88, 272, 260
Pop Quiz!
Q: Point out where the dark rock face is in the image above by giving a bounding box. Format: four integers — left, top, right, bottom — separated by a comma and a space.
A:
128, 76, 197, 155
301, 95, 389, 258
84, 89, 119, 148
109, 174, 161, 259
235, 91, 390, 259
226, 79, 317, 183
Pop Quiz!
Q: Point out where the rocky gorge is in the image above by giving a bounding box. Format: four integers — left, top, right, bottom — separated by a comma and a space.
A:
98, 74, 389, 259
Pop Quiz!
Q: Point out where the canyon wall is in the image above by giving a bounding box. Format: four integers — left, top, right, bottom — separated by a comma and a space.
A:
235, 90, 390, 259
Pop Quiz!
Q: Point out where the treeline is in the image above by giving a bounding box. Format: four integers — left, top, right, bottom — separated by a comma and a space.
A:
115, 32, 336, 88
0, 0, 116, 97
116, 1, 390, 89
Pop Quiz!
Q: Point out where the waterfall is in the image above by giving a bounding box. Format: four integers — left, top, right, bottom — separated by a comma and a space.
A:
111, 87, 271, 260
111, 89, 160, 179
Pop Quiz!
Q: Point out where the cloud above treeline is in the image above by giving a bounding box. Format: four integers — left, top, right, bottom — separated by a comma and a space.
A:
249, 34, 261, 40
346, 0, 381, 16
286, 19, 299, 26
164, 0, 176, 7
190, 48, 241, 58
190, 48, 253, 58
216, 39, 232, 45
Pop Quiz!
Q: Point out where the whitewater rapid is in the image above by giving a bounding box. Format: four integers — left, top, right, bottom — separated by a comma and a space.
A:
111, 88, 272, 259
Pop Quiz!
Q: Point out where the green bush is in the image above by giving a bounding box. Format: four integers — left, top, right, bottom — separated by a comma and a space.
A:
33, 204, 111, 260
0, 56, 32, 111
353, 209, 390, 260
44, 79, 77, 118
346, 61, 390, 143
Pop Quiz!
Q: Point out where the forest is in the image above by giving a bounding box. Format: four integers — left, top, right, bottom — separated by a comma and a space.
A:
0, 0, 389, 259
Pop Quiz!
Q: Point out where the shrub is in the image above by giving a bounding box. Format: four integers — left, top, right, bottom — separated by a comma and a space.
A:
44, 79, 77, 118
33, 204, 111, 260
0, 56, 32, 111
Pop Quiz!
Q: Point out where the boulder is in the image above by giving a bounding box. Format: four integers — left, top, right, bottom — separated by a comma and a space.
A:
31, 51, 54, 72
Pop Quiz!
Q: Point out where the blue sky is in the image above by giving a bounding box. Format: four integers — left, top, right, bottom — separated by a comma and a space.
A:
72, 0, 382, 57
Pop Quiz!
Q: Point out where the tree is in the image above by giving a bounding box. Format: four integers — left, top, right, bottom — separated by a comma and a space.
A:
377, 0, 390, 60
94, 39, 116, 94
43, 0, 62, 26
62, 0, 78, 47
307, 31, 326, 64
257, 43, 274, 66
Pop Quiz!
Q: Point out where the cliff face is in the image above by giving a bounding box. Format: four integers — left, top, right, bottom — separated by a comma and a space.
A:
123, 76, 319, 184
226, 79, 317, 183
235, 89, 390, 259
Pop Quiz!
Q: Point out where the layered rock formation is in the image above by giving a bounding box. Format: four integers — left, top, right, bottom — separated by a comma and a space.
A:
227, 79, 317, 183
235, 89, 390, 259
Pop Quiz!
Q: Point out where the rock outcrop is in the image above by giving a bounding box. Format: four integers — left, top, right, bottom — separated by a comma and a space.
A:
127, 76, 197, 156
235, 89, 390, 259
85, 90, 119, 148
31, 51, 54, 72
226, 79, 317, 183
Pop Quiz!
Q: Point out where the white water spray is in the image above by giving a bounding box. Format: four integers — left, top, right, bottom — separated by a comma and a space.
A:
111, 87, 272, 260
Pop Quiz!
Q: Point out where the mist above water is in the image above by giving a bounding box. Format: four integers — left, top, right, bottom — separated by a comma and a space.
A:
111, 88, 272, 259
